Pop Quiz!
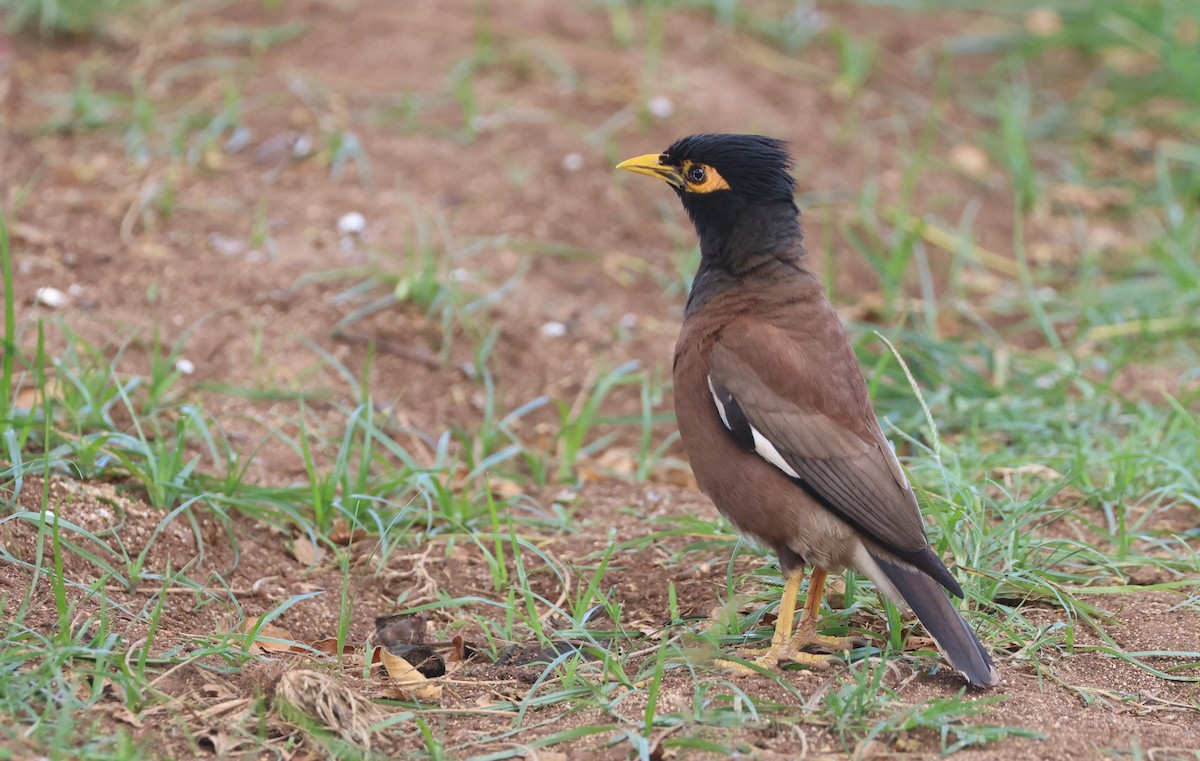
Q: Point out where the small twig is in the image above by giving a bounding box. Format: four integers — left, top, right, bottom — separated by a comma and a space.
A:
104, 585, 260, 596
332, 328, 445, 371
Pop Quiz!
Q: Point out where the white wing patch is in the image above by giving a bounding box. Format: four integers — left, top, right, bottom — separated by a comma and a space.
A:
707, 374, 801, 480
706, 375, 732, 429
750, 428, 802, 479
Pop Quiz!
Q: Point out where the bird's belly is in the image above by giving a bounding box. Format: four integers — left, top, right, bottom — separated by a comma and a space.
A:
674, 362, 858, 571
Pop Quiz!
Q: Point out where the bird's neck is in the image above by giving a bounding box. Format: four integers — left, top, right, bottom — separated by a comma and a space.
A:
685, 202, 811, 318
693, 201, 804, 266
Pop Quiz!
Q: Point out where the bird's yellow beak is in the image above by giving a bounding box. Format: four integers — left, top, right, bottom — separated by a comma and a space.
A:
616, 153, 683, 187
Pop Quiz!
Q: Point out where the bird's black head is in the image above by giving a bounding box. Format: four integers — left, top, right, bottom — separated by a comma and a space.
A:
618, 133, 801, 266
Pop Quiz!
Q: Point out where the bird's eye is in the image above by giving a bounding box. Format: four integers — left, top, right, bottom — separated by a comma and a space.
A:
686, 165, 707, 184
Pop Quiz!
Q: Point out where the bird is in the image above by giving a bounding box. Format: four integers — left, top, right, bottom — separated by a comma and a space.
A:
616, 134, 999, 687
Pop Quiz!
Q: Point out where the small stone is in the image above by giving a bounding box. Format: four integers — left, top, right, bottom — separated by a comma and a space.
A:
209, 233, 245, 257
175, 358, 196, 375
647, 96, 675, 119
562, 152, 584, 172
292, 133, 313, 158
540, 321, 567, 338
1025, 8, 1063, 37
35, 287, 67, 309
337, 211, 366, 236
950, 143, 989, 179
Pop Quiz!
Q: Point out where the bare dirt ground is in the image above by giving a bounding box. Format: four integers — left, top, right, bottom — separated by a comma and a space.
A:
1, 1, 1198, 758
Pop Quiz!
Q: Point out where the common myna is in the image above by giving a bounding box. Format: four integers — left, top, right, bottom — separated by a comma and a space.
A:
617, 134, 999, 687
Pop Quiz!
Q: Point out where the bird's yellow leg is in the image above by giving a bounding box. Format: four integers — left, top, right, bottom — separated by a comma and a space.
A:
787, 568, 862, 652
715, 568, 803, 673
717, 568, 864, 675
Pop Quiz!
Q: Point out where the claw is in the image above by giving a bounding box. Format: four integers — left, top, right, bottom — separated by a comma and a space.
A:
713, 567, 866, 676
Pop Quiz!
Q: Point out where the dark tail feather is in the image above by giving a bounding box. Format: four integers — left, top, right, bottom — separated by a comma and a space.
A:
870, 552, 1000, 687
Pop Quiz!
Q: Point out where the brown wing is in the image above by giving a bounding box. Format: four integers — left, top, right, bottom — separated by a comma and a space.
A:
708, 318, 951, 581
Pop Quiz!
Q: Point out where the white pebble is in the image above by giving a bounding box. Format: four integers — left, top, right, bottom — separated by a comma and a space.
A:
292, 133, 314, 158
209, 232, 246, 257
648, 96, 675, 119
540, 321, 567, 338
175, 358, 196, 375
35, 287, 67, 309
337, 212, 366, 236
562, 152, 584, 172
1034, 373, 1059, 389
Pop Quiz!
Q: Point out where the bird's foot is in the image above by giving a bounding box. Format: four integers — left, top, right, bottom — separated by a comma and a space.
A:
786, 615, 865, 654
714, 638, 787, 674
716, 620, 862, 675
715, 644, 842, 675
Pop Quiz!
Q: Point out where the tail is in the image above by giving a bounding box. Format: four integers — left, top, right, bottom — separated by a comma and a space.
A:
859, 548, 1000, 687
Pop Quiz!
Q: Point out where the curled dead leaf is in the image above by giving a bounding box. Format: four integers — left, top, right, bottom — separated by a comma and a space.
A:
379, 648, 443, 702
384, 644, 445, 678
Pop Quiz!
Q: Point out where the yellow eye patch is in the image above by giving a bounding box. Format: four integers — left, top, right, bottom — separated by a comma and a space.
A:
681, 160, 731, 193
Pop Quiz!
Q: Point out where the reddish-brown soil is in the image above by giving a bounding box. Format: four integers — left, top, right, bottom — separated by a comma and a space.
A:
1, 1, 1197, 759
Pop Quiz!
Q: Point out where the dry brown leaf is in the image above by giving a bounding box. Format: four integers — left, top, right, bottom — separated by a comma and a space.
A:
449, 634, 467, 663
10, 375, 63, 413
379, 648, 442, 701
579, 447, 637, 481
368, 644, 385, 669
329, 518, 370, 545
241, 618, 295, 654
1050, 182, 1132, 211
489, 477, 523, 500
290, 536, 321, 566
650, 464, 697, 490
108, 705, 144, 729
12, 386, 44, 412
305, 637, 355, 658
200, 682, 235, 699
